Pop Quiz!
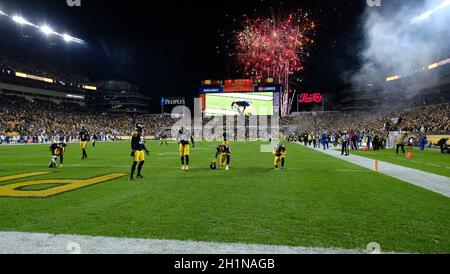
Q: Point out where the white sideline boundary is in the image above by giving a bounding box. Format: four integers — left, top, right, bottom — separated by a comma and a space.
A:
0, 232, 375, 254
303, 144, 450, 198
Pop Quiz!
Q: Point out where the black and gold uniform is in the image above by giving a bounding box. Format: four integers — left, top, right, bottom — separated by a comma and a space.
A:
215, 144, 231, 170
273, 145, 287, 169
129, 124, 149, 181
92, 134, 98, 148
49, 143, 67, 168
177, 127, 195, 171
79, 128, 90, 159
160, 133, 168, 146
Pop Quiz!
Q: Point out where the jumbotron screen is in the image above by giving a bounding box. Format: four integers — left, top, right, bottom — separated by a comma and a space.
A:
205, 92, 274, 116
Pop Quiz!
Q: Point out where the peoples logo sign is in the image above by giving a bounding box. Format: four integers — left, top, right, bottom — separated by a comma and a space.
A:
161, 97, 186, 106
299, 93, 323, 104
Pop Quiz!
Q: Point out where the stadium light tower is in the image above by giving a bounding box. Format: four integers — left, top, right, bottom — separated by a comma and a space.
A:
410, 0, 450, 24
40, 25, 54, 35
62, 33, 84, 44
63, 33, 73, 42
12, 15, 33, 26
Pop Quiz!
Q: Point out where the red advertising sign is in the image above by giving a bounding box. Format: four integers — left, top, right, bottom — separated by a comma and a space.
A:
299, 93, 323, 104
224, 79, 254, 92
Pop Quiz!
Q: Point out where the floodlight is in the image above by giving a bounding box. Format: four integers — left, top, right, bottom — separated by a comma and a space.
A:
63, 33, 84, 44
410, 0, 450, 24
12, 15, 31, 25
5, 11, 84, 44
41, 25, 54, 35
63, 33, 73, 42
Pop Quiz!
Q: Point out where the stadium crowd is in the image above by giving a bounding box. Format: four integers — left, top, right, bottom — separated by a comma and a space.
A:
285, 103, 449, 134
0, 95, 176, 144
0, 92, 448, 145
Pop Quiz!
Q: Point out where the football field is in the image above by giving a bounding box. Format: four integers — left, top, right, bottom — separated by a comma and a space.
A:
0, 141, 449, 253
351, 149, 450, 177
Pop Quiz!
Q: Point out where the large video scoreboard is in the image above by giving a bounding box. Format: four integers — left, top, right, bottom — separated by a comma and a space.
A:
199, 79, 281, 116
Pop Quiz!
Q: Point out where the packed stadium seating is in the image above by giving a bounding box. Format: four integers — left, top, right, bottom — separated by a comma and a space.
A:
1, 88, 448, 144
285, 103, 449, 134
0, 94, 176, 144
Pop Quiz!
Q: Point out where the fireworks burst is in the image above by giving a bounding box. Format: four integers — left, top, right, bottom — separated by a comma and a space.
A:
234, 11, 316, 116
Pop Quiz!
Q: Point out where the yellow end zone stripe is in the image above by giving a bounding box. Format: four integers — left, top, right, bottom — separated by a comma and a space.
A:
0, 172, 49, 183
0, 173, 127, 198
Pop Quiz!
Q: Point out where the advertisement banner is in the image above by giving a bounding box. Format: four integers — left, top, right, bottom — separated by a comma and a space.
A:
161, 97, 186, 106
199, 87, 224, 93
299, 93, 323, 104
224, 79, 254, 92
255, 85, 281, 93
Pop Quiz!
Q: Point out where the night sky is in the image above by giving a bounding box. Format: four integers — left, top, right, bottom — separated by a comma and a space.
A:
0, 0, 369, 111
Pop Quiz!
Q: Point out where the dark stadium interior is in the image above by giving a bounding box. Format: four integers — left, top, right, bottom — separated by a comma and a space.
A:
0, 0, 449, 143
0, 0, 369, 111
1, 0, 450, 257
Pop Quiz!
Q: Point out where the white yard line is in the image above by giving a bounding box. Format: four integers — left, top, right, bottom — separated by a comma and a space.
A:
304, 145, 450, 198
0, 232, 376, 254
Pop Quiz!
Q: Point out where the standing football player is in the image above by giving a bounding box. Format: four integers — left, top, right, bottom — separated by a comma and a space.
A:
129, 123, 149, 181
79, 127, 90, 159
92, 134, 98, 148
177, 127, 195, 171
160, 132, 169, 146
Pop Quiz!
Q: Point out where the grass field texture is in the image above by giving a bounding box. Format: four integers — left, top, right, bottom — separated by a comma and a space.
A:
351, 148, 450, 177
0, 141, 449, 253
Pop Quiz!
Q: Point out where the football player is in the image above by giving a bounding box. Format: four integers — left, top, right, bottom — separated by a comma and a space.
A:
215, 144, 232, 170
177, 127, 195, 171
92, 134, 98, 148
129, 123, 150, 181
79, 127, 90, 159
231, 101, 252, 116
273, 144, 287, 170
49, 143, 67, 168
160, 132, 169, 146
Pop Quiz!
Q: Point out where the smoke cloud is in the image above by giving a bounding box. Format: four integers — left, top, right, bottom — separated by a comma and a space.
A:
350, 0, 450, 93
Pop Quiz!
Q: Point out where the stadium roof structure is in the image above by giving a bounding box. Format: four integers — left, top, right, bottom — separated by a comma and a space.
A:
0, 9, 84, 44
95, 80, 139, 93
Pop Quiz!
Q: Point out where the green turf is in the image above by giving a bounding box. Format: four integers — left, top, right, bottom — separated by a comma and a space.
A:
350, 148, 450, 177
0, 141, 449, 253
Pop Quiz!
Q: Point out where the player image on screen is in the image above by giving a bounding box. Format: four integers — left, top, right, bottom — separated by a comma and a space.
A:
205, 92, 274, 116
231, 101, 252, 116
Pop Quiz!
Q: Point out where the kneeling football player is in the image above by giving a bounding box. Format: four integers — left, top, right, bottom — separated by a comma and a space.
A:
273, 144, 287, 170
49, 143, 67, 168
129, 123, 150, 181
215, 144, 231, 170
